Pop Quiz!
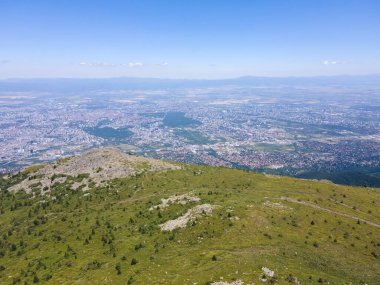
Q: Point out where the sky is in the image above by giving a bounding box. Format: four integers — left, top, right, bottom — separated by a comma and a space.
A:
0, 0, 380, 79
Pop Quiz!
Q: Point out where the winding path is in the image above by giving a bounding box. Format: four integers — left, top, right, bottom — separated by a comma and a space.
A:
280, 197, 380, 228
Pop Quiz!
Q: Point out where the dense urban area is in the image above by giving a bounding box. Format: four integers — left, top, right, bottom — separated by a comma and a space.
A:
1, 83, 380, 185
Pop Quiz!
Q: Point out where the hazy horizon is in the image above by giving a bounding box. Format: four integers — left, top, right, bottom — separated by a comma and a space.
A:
1, 73, 380, 81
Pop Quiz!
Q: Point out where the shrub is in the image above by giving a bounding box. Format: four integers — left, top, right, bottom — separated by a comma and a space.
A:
134, 243, 144, 251
82, 260, 101, 271
285, 274, 295, 282
43, 274, 52, 281
115, 263, 121, 275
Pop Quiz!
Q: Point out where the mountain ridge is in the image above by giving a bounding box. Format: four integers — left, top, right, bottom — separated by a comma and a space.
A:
0, 148, 379, 284
1, 74, 380, 92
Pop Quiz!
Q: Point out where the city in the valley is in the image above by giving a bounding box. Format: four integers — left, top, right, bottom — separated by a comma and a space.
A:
1, 78, 379, 186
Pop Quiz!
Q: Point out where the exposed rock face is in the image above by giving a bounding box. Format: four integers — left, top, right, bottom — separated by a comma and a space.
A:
159, 204, 218, 231
211, 280, 256, 285
261, 267, 275, 278
149, 193, 200, 211
8, 147, 180, 193
211, 281, 245, 285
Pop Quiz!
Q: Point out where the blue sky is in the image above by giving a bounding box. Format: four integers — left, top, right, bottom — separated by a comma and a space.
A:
0, 0, 379, 79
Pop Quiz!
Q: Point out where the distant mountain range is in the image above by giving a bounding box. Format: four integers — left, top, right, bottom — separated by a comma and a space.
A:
1, 74, 380, 92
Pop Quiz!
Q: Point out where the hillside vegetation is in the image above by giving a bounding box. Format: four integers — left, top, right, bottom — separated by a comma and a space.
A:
0, 148, 379, 285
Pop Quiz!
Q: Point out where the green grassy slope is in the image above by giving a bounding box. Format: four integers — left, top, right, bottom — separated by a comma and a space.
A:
0, 162, 379, 285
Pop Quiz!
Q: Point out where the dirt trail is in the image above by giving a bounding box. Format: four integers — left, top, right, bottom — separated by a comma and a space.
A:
280, 197, 380, 228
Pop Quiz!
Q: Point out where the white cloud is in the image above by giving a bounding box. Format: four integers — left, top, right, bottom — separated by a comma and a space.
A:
79, 61, 144, 68
0, 59, 10, 64
128, 62, 143, 68
89, 62, 116, 67
323, 60, 341, 65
